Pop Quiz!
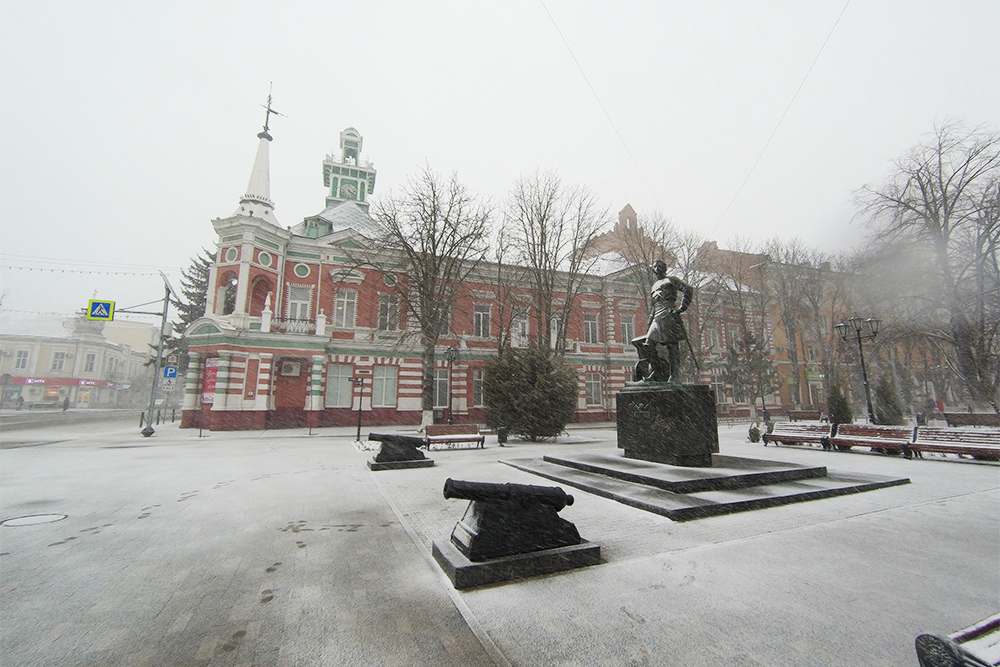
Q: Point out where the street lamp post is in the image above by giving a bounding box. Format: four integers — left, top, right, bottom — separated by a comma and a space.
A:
352, 377, 365, 441
835, 315, 881, 423
445, 346, 458, 425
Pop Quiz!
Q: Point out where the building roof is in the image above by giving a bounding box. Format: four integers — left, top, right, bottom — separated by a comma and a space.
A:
293, 200, 379, 238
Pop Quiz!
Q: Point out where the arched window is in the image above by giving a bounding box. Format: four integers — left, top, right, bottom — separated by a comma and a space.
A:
217, 272, 238, 315
249, 277, 272, 316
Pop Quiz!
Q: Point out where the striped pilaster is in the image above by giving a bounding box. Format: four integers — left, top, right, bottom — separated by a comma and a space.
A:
182, 352, 202, 410
211, 351, 232, 412
308, 355, 325, 411
256, 354, 273, 411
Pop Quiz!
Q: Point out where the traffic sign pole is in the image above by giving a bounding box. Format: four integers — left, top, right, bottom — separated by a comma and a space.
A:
141, 281, 172, 437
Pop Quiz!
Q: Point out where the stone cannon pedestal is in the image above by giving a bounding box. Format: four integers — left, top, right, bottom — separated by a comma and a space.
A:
617, 383, 719, 467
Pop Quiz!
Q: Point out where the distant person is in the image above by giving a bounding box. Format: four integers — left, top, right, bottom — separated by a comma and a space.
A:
16, 395, 24, 411
935, 398, 945, 414
62, 397, 70, 411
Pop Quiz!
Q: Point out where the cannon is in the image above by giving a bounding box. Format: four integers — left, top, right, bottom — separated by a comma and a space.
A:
442, 477, 583, 562
443, 478, 574, 511
368, 432, 428, 463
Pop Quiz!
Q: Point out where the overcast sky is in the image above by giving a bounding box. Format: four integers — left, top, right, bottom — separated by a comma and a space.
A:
1, 1, 997, 324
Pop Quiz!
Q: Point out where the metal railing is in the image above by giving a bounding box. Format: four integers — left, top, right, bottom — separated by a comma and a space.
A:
273, 318, 316, 335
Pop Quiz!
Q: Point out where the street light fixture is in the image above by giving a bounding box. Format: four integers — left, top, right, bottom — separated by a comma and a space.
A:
445, 346, 459, 425
836, 316, 881, 423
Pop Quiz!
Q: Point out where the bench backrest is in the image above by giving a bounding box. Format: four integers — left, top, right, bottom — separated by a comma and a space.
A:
426, 424, 481, 436
916, 427, 1000, 446
771, 423, 832, 436
835, 424, 915, 441
944, 413, 1000, 427
787, 410, 822, 421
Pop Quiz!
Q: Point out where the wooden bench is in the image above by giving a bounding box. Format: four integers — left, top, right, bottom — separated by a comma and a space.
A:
945, 413, 1000, 428
826, 424, 916, 455
762, 422, 834, 448
425, 424, 485, 450
912, 427, 1000, 461
916, 612, 1000, 666
786, 410, 823, 422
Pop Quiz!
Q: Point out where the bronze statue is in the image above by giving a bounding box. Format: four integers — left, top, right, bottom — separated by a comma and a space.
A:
631, 260, 693, 383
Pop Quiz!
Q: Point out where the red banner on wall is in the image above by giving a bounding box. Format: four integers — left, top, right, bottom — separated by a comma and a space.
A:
202, 358, 220, 404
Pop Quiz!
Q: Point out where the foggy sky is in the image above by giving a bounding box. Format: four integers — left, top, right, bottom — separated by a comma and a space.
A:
1, 0, 997, 324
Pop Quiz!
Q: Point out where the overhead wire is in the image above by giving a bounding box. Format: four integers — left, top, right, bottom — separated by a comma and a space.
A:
708, 0, 852, 240
538, 0, 663, 210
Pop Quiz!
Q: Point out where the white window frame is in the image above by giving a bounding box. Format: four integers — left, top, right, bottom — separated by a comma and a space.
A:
585, 372, 602, 406
584, 313, 599, 344
472, 369, 484, 407
287, 284, 312, 321
473, 304, 491, 338
84, 352, 97, 373
434, 368, 449, 409
378, 293, 399, 331
334, 289, 357, 328
324, 364, 354, 408
620, 314, 634, 344
14, 349, 29, 370
512, 315, 529, 347
372, 366, 397, 408
51, 350, 67, 372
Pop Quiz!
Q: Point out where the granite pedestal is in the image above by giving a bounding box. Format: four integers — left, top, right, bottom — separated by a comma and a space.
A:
367, 458, 435, 471
617, 382, 719, 467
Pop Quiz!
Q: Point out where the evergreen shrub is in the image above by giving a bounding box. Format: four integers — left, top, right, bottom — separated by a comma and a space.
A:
826, 383, 853, 425
484, 345, 578, 441
874, 376, 905, 425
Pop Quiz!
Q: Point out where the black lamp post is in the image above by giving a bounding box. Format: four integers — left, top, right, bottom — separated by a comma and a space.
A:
445, 345, 458, 425
835, 315, 881, 423
352, 377, 365, 441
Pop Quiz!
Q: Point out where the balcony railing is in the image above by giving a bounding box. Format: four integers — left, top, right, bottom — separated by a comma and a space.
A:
273, 318, 316, 335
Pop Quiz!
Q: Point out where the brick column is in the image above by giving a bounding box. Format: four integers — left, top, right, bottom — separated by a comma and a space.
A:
180, 352, 203, 428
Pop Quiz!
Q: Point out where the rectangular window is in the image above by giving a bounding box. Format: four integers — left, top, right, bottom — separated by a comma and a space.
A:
712, 380, 726, 404
14, 350, 29, 370
585, 372, 602, 406
434, 368, 449, 409
473, 304, 491, 338
378, 293, 399, 331
334, 289, 356, 328
584, 314, 599, 344
288, 285, 311, 320
706, 323, 719, 350
807, 347, 816, 361
512, 315, 529, 347
325, 364, 354, 408
620, 315, 634, 344
51, 351, 66, 371
473, 369, 484, 407
372, 366, 397, 408
730, 325, 742, 352
84, 352, 97, 373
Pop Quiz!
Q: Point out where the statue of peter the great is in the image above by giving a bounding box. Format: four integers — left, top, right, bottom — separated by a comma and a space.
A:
631, 260, 693, 383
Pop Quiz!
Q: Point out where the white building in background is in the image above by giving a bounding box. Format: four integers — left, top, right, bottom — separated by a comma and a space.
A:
0, 314, 156, 409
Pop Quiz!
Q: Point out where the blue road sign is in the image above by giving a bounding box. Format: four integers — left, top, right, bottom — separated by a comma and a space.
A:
163, 366, 178, 379
87, 300, 115, 321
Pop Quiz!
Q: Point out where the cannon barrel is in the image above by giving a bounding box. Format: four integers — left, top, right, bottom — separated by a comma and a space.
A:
368, 432, 428, 447
443, 478, 573, 511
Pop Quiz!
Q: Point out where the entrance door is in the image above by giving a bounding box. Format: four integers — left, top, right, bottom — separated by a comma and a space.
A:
267, 358, 309, 428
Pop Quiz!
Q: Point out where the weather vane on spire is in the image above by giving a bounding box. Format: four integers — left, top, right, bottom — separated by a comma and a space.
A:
259, 83, 286, 138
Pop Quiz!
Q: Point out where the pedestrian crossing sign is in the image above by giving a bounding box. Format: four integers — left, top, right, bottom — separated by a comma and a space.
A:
87, 300, 115, 321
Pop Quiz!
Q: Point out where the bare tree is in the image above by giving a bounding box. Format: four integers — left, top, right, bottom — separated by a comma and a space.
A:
370, 167, 492, 425
506, 170, 610, 353
858, 121, 1000, 411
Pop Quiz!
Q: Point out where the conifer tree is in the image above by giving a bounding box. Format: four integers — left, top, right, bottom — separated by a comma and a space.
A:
873, 375, 905, 425
826, 382, 853, 425
483, 345, 578, 441
167, 248, 215, 366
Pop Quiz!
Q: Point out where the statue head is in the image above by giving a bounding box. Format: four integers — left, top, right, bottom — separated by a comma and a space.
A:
651, 260, 667, 277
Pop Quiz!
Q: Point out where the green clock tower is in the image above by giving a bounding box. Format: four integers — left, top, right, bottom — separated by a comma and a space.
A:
322, 127, 377, 210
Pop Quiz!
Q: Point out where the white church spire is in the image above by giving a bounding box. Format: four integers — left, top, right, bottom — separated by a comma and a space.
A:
233, 91, 284, 223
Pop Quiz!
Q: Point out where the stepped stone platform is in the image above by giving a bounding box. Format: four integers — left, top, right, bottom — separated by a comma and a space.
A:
502, 452, 910, 521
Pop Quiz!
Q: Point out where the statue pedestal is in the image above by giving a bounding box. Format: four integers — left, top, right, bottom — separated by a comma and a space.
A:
617, 383, 719, 467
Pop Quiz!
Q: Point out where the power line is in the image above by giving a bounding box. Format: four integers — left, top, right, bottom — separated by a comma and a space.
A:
709, 0, 852, 239
538, 0, 663, 210
1, 265, 165, 276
